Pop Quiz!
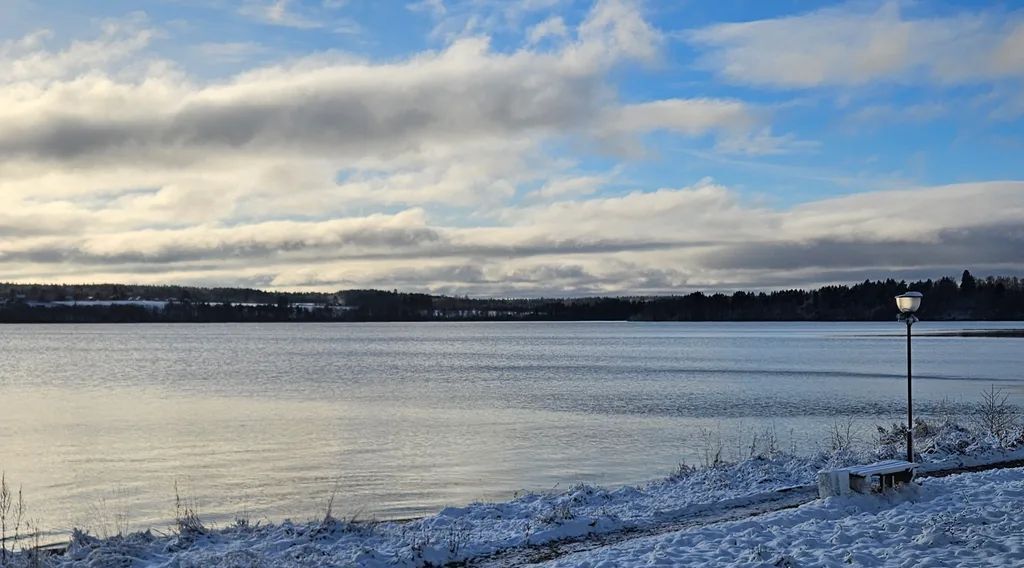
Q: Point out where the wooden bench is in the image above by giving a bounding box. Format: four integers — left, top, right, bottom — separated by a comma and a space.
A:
818, 460, 916, 498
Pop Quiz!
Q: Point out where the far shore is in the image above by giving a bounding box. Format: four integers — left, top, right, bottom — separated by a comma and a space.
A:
913, 329, 1024, 338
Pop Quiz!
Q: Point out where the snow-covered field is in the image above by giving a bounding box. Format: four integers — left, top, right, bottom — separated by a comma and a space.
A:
7, 419, 1024, 567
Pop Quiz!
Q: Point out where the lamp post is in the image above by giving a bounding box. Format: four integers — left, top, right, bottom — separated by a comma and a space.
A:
895, 291, 923, 463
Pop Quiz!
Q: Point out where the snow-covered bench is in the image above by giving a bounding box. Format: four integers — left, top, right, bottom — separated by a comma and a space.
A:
818, 460, 916, 498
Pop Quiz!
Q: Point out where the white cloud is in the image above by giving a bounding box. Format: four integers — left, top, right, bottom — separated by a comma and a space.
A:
575, 0, 659, 63
527, 16, 568, 46
3, 174, 1023, 294
0, 1, 759, 206
0, 13, 154, 83
526, 174, 611, 200
194, 41, 269, 63
714, 128, 819, 156
845, 102, 948, 128
240, 0, 323, 29
413, 0, 571, 43
407, 0, 446, 19
611, 99, 757, 135
3, 1, 1019, 295
688, 2, 1024, 88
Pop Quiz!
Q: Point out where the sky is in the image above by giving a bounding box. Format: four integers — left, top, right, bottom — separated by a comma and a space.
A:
1, 0, 1023, 296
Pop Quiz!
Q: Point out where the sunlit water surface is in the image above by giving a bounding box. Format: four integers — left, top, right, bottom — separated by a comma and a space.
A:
1, 321, 1022, 537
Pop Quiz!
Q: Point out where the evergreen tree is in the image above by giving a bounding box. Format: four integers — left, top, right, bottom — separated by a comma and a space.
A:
961, 270, 977, 293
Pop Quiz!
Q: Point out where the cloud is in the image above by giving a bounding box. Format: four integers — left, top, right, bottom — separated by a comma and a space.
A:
3, 177, 1022, 294
844, 102, 948, 130
194, 41, 270, 63
575, 0, 659, 63
688, 2, 1024, 88
0, 210, 438, 264
2, 1, 1021, 296
0, 0, 763, 213
594, 99, 814, 156
0, 9, 684, 168
610, 99, 757, 135
412, 0, 572, 43
0, 13, 154, 83
240, 0, 323, 29
527, 16, 568, 46
407, 0, 446, 19
701, 223, 1024, 273
526, 174, 611, 200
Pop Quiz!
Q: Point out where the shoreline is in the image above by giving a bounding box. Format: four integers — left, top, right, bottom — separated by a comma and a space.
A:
10, 417, 1024, 566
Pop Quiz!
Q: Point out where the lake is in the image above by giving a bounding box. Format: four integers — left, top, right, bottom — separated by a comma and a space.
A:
1, 321, 1022, 538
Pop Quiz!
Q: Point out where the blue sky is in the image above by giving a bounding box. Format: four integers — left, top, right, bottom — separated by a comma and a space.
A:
1, 0, 1023, 295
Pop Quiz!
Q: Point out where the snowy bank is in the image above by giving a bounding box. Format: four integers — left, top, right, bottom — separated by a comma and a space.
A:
21, 452, 840, 568
5, 417, 1024, 567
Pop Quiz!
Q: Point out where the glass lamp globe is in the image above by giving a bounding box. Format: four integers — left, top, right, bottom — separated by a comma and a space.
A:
895, 291, 923, 314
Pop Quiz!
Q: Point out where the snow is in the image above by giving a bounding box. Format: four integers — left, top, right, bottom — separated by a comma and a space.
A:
29, 454, 831, 567
39, 300, 169, 310
540, 468, 1024, 567
8, 418, 1024, 567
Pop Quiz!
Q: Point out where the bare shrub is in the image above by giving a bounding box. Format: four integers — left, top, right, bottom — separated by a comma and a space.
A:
748, 424, 780, 460
828, 418, 856, 452
874, 421, 909, 456
539, 501, 575, 525
233, 506, 255, 530
669, 461, 696, 480
975, 385, 1020, 447
0, 472, 25, 565
22, 519, 42, 568
696, 426, 724, 468
874, 419, 926, 460
934, 397, 958, 425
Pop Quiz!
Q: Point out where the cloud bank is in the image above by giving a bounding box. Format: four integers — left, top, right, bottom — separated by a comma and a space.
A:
1, 1, 1022, 295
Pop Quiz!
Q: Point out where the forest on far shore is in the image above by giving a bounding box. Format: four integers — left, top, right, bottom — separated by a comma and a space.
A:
1, 270, 1022, 323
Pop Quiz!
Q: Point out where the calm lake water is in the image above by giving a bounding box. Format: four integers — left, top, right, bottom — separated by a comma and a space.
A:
1, 321, 1022, 537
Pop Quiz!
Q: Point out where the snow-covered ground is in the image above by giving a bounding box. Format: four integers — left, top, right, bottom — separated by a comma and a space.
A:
7, 418, 1024, 567
33, 453, 834, 567
540, 467, 1024, 567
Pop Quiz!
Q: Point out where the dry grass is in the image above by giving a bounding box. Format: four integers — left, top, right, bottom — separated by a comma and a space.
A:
85, 486, 133, 539
0, 471, 25, 566
173, 480, 205, 536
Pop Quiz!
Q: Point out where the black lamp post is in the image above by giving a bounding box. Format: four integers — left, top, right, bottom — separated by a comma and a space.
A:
895, 291, 923, 463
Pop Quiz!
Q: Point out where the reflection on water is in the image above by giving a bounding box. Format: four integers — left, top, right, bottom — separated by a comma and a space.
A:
1, 321, 1021, 535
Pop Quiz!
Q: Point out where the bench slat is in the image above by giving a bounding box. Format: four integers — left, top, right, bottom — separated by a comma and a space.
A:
847, 460, 915, 477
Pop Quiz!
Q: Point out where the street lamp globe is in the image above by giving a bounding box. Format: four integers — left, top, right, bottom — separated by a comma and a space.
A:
896, 291, 923, 314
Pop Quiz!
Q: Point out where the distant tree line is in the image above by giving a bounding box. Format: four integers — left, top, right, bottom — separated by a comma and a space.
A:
0, 283, 331, 304
1, 270, 1022, 323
